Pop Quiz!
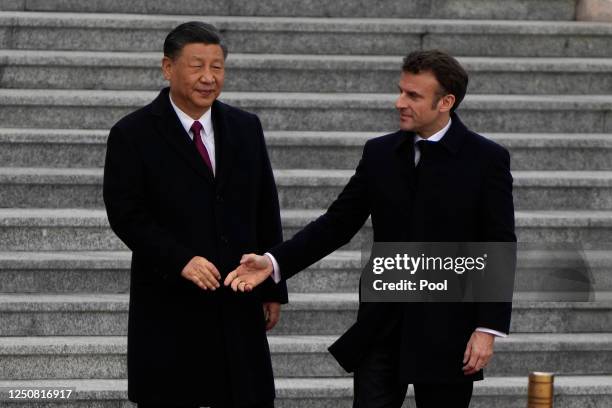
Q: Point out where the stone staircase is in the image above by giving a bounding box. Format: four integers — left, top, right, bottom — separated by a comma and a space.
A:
0, 1, 612, 407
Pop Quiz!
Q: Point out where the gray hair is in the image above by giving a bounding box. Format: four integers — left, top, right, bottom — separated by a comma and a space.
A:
163, 21, 228, 60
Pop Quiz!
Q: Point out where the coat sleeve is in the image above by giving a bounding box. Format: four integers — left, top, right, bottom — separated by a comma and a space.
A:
252, 115, 289, 304
476, 145, 516, 334
103, 125, 195, 278
268, 141, 372, 281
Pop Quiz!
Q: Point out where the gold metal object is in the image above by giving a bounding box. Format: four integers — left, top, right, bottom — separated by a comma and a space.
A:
527, 372, 554, 408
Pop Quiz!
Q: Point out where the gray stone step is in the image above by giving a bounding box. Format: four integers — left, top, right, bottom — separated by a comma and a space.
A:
2, 12, 612, 57
0, 167, 102, 208
4, 247, 610, 294
0, 0, 575, 20
0, 376, 610, 408
0, 128, 110, 168
4, 51, 612, 95
0, 333, 610, 380
483, 133, 612, 172
2, 90, 612, 133
0, 250, 366, 294
0, 293, 611, 336
0, 251, 131, 293
2, 129, 612, 171
1, 168, 611, 210
0, 209, 611, 251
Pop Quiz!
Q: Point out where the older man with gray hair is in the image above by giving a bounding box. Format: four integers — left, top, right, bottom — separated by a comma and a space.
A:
103, 21, 287, 408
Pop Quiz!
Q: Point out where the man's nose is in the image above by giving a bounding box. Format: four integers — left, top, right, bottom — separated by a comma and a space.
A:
200, 69, 214, 83
395, 95, 407, 110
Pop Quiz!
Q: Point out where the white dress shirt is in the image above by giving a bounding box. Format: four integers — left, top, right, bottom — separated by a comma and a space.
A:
267, 118, 505, 337
169, 95, 216, 175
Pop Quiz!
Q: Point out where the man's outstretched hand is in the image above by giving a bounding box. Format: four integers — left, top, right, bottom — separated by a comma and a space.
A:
224, 253, 274, 292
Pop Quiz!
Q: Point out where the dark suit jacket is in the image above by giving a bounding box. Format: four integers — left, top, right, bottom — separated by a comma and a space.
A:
103, 87, 288, 406
269, 113, 515, 383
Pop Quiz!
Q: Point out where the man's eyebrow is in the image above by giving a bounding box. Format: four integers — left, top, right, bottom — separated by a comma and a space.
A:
398, 85, 422, 97
189, 55, 224, 63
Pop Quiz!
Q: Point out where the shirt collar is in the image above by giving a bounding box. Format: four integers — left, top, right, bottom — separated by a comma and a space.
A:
414, 118, 452, 144
169, 94, 213, 138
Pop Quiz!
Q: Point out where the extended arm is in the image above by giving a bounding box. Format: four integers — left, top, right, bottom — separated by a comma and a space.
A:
225, 142, 373, 291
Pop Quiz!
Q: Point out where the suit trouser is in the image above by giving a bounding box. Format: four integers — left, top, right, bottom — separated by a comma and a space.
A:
353, 339, 473, 408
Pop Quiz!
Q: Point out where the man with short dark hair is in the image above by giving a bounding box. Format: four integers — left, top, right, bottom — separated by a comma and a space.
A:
103, 22, 287, 408
225, 50, 515, 407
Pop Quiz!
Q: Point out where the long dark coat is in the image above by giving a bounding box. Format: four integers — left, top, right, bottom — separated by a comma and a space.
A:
103, 87, 288, 406
269, 113, 515, 384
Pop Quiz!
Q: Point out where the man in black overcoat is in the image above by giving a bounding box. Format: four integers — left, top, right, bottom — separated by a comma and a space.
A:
103, 22, 287, 408
225, 50, 516, 408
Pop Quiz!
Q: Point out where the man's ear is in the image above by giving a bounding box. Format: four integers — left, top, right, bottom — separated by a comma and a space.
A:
439, 94, 456, 113
161, 56, 173, 81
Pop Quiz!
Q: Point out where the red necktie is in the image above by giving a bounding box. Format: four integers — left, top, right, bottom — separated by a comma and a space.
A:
191, 120, 213, 174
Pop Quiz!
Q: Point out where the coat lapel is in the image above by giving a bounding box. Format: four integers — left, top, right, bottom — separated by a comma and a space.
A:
390, 131, 416, 241
438, 112, 468, 156
151, 88, 214, 184
211, 100, 238, 192
393, 130, 417, 192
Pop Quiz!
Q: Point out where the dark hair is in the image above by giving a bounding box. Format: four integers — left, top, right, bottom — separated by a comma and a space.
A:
163, 21, 228, 60
402, 50, 468, 112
